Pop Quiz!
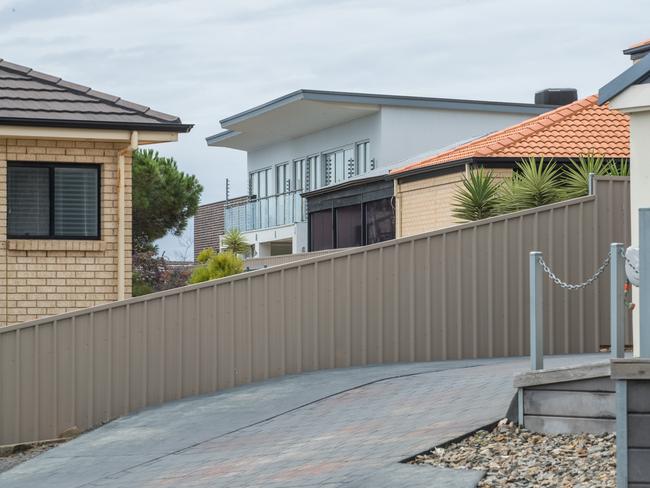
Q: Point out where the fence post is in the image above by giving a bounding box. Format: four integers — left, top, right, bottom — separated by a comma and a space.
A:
611, 243, 625, 359
530, 251, 543, 370
640, 209, 650, 357
588, 172, 596, 195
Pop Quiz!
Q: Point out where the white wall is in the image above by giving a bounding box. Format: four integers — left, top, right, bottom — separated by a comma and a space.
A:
610, 83, 650, 356
378, 106, 536, 166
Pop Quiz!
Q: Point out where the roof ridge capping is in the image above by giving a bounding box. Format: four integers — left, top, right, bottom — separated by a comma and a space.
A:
0, 57, 188, 126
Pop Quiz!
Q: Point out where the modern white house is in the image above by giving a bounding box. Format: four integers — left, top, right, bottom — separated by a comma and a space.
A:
206, 89, 562, 256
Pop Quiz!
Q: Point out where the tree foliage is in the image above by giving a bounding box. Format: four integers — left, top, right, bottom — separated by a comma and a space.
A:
452, 168, 501, 222
132, 149, 203, 252
188, 248, 244, 284
132, 249, 192, 296
222, 229, 251, 256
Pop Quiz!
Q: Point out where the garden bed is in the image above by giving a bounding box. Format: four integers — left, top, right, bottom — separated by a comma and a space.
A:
411, 419, 615, 487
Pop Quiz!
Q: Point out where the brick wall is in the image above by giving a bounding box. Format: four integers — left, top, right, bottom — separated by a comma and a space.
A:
396, 167, 512, 237
0, 137, 132, 326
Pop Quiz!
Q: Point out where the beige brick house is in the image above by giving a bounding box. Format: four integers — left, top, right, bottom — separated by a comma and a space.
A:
392, 95, 630, 237
0, 59, 191, 326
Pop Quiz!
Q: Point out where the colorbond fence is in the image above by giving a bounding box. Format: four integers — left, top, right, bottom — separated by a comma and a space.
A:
0, 177, 630, 445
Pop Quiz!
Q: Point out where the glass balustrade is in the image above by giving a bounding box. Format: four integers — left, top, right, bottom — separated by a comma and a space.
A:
224, 190, 306, 232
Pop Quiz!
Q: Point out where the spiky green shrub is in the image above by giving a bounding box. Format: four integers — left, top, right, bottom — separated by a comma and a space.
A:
497, 157, 564, 213
607, 159, 630, 177
222, 228, 251, 256
452, 168, 501, 222
188, 248, 244, 284
563, 153, 613, 199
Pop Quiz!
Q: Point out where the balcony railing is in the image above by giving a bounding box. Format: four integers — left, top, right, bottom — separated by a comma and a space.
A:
224, 190, 306, 232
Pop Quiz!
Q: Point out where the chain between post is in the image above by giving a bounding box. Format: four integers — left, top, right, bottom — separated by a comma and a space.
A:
537, 252, 612, 290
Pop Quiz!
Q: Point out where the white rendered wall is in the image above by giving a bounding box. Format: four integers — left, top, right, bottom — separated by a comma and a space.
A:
610, 83, 650, 356
378, 106, 536, 166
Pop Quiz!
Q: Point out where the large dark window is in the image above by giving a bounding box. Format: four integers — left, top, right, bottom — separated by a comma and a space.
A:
365, 198, 395, 244
8, 163, 100, 239
309, 209, 333, 251
308, 197, 396, 251
336, 204, 362, 248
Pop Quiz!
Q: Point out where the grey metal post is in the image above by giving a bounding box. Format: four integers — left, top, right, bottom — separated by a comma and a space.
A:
611, 243, 625, 359
616, 380, 628, 487
588, 172, 596, 195
641, 209, 650, 357
530, 251, 543, 370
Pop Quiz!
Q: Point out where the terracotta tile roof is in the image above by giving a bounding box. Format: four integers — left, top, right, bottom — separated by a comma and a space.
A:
391, 95, 629, 175
628, 38, 650, 50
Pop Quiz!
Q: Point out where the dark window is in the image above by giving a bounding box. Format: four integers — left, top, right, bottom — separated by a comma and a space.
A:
365, 198, 395, 245
8, 163, 100, 239
336, 204, 362, 248
310, 209, 333, 251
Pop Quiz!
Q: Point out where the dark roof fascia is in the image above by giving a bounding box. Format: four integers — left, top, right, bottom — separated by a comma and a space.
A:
301, 172, 395, 198
0, 117, 193, 133
623, 44, 650, 57
394, 154, 631, 183
598, 53, 650, 105
216, 89, 557, 130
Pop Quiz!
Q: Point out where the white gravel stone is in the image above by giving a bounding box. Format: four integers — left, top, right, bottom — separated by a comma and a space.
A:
412, 419, 615, 487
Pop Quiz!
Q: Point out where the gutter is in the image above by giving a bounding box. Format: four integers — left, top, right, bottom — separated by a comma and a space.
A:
117, 131, 138, 300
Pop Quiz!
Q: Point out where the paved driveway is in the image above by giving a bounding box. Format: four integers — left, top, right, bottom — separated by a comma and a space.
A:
0, 354, 604, 487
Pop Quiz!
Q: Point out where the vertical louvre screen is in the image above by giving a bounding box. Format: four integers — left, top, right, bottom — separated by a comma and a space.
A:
8, 166, 50, 237
54, 167, 99, 237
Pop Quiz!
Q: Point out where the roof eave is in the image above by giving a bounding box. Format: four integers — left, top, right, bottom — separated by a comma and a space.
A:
0, 117, 193, 133
205, 129, 241, 146
217, 89, 558, 130
598, 53, 650, 105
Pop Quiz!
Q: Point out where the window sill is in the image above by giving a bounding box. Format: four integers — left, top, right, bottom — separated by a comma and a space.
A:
7, 239, 106, 252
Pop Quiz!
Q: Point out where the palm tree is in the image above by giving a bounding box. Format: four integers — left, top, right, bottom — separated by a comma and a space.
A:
222, 229, 250, 256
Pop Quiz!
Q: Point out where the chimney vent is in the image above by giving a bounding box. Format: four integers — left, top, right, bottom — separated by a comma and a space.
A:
534, 88, 578, 106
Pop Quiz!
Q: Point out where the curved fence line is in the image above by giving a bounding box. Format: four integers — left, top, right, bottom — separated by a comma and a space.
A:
0, 177, 631, 445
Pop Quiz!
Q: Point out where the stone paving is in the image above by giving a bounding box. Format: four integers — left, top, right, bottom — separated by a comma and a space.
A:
0, 354, 604, 487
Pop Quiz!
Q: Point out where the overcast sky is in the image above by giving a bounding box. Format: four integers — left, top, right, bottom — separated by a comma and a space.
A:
1, 0, 647, 257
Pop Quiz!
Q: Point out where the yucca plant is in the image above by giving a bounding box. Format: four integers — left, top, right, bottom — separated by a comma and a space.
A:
563, 153, 612, 199
451, 168, 501, 222
607, 159, 630, 176
222, 228, 250, 256
497, 157, 564, 213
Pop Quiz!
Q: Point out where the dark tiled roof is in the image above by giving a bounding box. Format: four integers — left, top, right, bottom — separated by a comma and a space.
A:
0, 59, 192, 132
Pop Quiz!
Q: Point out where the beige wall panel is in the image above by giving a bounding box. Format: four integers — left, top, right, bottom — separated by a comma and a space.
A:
0, 178, 632, 446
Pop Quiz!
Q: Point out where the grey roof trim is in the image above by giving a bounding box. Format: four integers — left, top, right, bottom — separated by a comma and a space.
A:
0, 58, 192, 132
301, 172, 395, 198
0, 116, 193, 133
205, 129, 241, 145
217, 89, 557, 128
598, 53, 650, 105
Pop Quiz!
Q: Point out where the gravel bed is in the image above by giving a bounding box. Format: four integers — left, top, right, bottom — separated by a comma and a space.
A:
0, 441, 63, 474
412, 419, 616, 487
